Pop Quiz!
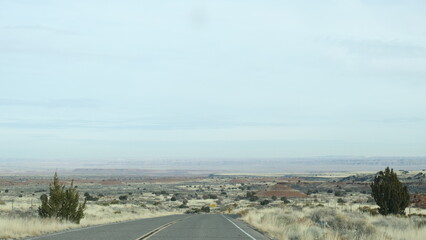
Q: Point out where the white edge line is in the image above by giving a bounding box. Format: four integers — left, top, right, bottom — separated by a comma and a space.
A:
222, 214, 256, 240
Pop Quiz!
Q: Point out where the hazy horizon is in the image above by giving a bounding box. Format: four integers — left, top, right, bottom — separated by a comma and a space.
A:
1, 1, 426, 160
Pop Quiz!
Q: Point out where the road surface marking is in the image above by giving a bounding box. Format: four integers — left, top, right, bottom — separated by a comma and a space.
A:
27, 217, 154, 240
135, 216, 190, 240
222, 215, 257, 240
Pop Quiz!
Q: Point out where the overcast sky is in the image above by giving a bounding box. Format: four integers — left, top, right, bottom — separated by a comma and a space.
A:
1, 0, 426, 160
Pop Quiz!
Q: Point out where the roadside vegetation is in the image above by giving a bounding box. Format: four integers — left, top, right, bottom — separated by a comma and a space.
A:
239, 167, 425, 240
38, 173, 86, 224
239, 206, 426, 240
1, 167, 425, 239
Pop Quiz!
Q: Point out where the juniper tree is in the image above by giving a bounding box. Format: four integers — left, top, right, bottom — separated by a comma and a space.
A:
38, 172, 86, 224
370, 167, 410, 215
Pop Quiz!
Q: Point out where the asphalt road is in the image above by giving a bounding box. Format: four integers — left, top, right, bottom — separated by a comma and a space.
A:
27, 214, 270, 240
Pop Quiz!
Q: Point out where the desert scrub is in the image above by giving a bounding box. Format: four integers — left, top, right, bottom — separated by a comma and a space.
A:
241, 206, 426, 240
309, 208, 375, 240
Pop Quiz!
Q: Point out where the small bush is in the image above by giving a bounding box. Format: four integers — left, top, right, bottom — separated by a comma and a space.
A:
249, 196, 259, 202
118, 195, 128, 201
260, 199, 270, 205
201, 206, 210, 213
208, 194, 218, 199
334, 191, 345, 197
359, 206, 379, 216
84, 192, 99, 201
110, 199, 120, 204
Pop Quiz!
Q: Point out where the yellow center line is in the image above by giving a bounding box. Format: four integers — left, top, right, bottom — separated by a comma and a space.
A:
135, 216, 191, 240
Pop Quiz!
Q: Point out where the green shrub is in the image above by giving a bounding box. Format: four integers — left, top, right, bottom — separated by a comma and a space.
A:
84, 192, 99, 201
110, 199, 120, 204
334, 191, 345, 197
38, 173, 86, 224
208, 194, 218, 199
201, 206, 210, 213
371, 167, 410, 215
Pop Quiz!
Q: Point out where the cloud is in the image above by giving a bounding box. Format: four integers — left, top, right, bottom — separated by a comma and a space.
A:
3, 25, 77, 35
335, 38, 426, 58
312, 35, 426, 59
0, 98, 99, 108
0, 117, 293, 131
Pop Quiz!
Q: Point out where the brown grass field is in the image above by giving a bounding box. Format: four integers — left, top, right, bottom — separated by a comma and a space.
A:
1, 170, 425, 239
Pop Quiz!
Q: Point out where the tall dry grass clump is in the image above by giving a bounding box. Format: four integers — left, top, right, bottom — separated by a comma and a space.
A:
240, 206, 426, 240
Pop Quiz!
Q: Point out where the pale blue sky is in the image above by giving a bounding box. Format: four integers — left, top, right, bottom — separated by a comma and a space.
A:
1, 0, 426, 160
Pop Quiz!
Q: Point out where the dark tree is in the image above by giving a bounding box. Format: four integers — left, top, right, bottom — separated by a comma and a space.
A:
370, 167, 410, 215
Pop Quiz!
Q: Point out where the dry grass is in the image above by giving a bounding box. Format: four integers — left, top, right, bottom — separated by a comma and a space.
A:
0, 202, 183, 239
240, 206, 426, 240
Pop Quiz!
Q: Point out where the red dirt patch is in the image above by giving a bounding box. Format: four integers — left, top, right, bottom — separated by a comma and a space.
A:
411, 194, 426, 209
